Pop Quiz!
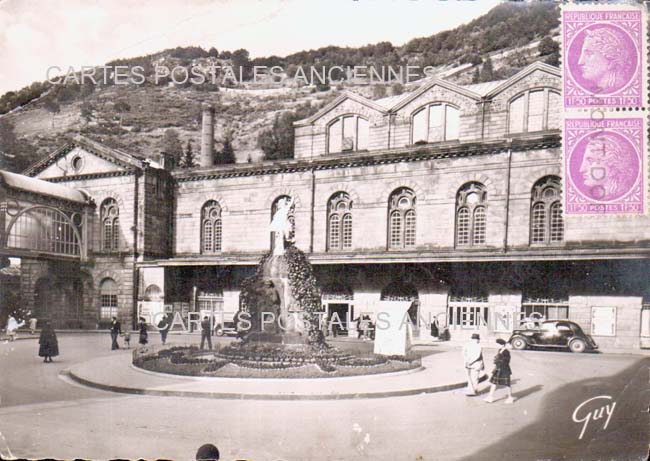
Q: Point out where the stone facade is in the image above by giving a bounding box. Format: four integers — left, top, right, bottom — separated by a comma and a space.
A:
3, 62, 648, 350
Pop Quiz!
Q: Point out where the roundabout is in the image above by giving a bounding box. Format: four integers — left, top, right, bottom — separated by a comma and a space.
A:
63, 340, 481, 400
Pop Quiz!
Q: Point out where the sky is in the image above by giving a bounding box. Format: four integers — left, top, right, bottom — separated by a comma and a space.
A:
0, 0, 501, 95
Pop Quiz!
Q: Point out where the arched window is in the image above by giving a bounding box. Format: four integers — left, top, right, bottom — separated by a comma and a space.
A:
101, 199, 119, 252
100, 278, 118, 319
411, 103, 460, 144
327, 115, 369, 153
327, 192, 352, 251
201, 201, 222, 253
530, 176, 563, 244
456, 183, 487, 247
508, 89, 561, 134
388, 188, 416, 249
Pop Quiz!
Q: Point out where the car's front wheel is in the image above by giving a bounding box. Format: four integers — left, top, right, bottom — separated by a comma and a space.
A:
215, 327, 224, 337
569, 338, 586, 353
511, 337, 527, 350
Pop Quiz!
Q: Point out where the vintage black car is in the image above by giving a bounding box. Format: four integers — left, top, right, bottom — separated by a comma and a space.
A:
508, 320, 598, 353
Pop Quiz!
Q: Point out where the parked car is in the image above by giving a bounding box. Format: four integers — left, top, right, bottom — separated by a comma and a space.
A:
508, 320, 598, 353
214, 321, 238, 337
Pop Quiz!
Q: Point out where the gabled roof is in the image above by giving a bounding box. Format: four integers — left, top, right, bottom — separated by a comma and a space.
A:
484, 61, 561, 98
389, 77, 482, 112
0, 169, 90, 204
23, 135, 149, 177
293, 91, 388, 127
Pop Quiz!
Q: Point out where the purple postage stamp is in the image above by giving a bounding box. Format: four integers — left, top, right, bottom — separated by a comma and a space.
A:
565, 118, 644, 215
562, 5, 646, 108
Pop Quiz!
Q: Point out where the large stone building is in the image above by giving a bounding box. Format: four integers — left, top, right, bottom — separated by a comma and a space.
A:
2, 62, 650, 350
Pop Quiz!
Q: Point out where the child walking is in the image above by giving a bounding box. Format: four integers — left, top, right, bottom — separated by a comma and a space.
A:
484, 338, 514, 404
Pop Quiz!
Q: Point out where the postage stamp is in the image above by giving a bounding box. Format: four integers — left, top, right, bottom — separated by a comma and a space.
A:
562, 4, 647, 108
564, 117, 645, 215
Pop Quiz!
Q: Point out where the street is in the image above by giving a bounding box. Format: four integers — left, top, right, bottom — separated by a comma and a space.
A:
0, 334, 647, 461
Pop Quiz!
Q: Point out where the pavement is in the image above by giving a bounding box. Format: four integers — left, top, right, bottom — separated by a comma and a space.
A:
0, 334, 648, 460
64, 342, 484, 400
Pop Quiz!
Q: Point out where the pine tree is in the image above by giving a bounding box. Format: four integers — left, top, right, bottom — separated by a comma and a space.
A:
215, 133, 236, 164
471, 66, 480, 84
479, 55, 495, 83
182, 140, 195, 168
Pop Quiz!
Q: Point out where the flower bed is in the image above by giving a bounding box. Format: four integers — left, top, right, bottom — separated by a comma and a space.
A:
133, 343, 420, 379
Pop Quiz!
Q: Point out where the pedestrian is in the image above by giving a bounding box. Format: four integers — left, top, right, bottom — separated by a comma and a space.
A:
484, 338, 514, 404
200, 315, 212, 350
5, 314, 24, 342
110, 316, 121, 350
38, 320, 59, 363
138, 316, 148, 346
195, 443, 220, 460
158, 313, 171, 345
29, 316, 38, 335
430, 317, 439, 338
463, 333, 484, 396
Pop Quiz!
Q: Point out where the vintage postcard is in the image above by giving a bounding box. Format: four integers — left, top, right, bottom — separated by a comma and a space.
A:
0, 1, 648, 461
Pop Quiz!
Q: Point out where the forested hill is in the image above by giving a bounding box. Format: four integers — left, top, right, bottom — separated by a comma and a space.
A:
0, 2, 559, 173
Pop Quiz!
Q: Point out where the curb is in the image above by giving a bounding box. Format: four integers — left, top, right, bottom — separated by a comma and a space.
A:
62, 369, 487, 401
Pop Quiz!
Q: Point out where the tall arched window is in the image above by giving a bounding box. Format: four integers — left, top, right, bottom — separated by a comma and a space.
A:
456, 182, 487, 247
201, 200, 222, 253
327, 192, 353, 251
101, 198, 119, 251
411, 103, 460, 144
100, 278, 118, 319
530, 176, 563, 244
508, 89, 561, 134
327, 115, 369, 153
388, 188, 416, 249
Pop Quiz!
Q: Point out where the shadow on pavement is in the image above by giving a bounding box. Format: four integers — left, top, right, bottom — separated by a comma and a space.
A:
513, 384, 544, 401
460, 357, 650, 461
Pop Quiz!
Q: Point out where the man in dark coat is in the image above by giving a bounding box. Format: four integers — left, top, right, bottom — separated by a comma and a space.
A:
158, 313, 172, 345
110, 316, 121, 350
200, 316, 212, 350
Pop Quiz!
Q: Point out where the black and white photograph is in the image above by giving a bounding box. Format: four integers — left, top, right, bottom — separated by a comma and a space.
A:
0, 1, 648, 460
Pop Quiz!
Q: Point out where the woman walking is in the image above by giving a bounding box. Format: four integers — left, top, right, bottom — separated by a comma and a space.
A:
38, 320, 59, 363
138, 317, 148, 346
484, 338, 514, 404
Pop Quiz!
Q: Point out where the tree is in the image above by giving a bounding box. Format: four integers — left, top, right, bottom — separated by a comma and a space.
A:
258, 112, 298, 160
214, 133, 236, 165
479, 55, 495, 82
162, 129, 183, 165
208, 47, 219, 58
181, 140, 196, 168
373, 85, 387, 99
80, 102, 93, 123
538, 36, 559, 67
471, 66, 480, 84
43, 98, 60, 128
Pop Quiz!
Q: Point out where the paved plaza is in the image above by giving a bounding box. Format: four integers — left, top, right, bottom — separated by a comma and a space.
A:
0, 333, 648, 461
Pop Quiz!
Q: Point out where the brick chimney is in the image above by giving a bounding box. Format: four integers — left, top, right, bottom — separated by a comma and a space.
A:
200, 103, 215, 167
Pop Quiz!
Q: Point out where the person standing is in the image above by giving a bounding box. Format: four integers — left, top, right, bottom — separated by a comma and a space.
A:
6, 314, 24, 342
138, 317, 148, 346
200, 315, 212, 350
158, 313, 171, 345
110, 316, 121, 350
38, 320, 59, 363
29, 316, 38, 335
484, 338, 514, 404
463, 333, 484, 396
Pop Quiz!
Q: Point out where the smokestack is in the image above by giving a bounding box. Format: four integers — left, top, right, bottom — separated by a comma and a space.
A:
200, 104, 215, 167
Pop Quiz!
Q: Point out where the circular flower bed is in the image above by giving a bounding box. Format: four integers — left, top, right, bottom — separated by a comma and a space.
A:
133, 343, 421, 379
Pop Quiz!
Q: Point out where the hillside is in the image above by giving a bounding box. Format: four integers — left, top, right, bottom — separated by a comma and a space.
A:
0, 2, 559, 173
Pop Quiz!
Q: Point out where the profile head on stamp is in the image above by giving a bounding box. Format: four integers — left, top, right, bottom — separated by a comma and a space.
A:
576, 133, 638, 201
572, 24, 636, 94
